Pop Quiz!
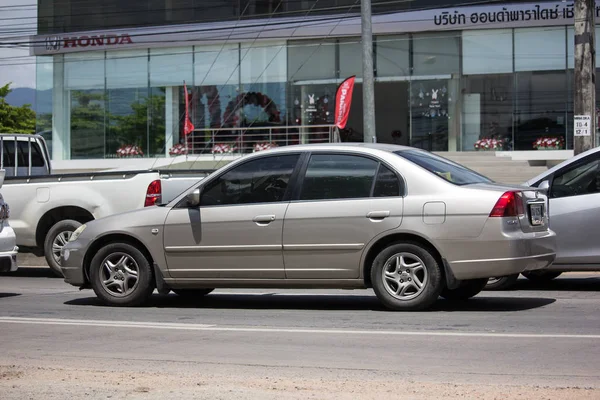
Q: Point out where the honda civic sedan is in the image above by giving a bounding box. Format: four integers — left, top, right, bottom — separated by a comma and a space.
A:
60, 144, 556, 311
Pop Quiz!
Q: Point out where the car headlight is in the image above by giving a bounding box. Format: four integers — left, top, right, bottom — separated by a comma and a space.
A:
69, 224, 87, 242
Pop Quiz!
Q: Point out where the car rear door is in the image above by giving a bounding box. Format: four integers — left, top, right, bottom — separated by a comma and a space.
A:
545, 152, 600, 264
282, 152, 404, 279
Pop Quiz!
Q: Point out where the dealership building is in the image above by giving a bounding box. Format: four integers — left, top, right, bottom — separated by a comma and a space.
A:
31, 0, 599, 162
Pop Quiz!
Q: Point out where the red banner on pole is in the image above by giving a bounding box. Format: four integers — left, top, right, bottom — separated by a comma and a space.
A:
183, 81, 194, 136
334, 75, 356, 130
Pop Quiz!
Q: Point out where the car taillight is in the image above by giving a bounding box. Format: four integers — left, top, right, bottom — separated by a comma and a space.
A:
489, 191, 523, 217
144, 179, 162, 207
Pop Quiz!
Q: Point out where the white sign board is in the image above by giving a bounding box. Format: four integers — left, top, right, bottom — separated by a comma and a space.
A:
574, 115, 592, 137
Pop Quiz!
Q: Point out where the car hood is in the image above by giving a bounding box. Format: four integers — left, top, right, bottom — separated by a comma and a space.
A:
82, 206, 171, 240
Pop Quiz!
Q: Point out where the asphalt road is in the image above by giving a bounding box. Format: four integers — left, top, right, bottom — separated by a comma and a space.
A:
1, 268, 599, 399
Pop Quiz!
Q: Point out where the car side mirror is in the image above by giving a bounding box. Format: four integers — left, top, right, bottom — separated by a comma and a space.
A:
538, 180, 550, 193
185, 188, 201, 207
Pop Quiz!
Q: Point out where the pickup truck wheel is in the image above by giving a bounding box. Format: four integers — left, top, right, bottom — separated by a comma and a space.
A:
522, 271, 562, 282
485, 274, 519, 290
89, 243, 155, 307
440, 278, 488, 300
44, 219, 82, 277
172, 288, 214, 298
371, 243, 443, 311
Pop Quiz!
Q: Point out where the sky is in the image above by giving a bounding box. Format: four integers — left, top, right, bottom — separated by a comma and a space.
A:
0, 0, 37, 89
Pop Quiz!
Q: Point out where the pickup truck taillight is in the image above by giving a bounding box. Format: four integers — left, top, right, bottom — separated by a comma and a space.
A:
489, 191, 524, 217
144, 180, 162, 207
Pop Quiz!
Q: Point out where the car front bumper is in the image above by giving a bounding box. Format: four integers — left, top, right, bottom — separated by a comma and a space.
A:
437, 220, 557, 281
60, 240, 88, 286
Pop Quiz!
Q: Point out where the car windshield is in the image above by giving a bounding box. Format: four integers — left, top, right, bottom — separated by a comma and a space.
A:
394, 150, 493, 186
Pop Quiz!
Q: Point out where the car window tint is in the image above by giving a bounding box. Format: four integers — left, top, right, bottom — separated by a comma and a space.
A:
200, 154, 300, 206
18, 141, 45, 167
394, 149, 492, 185
373, 164, 401, 197
1, 141, 15, 168
551, 156, 600, 198
300, 154, 379, 200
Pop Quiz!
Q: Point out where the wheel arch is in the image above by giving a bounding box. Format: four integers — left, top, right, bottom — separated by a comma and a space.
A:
36, 206, 95, 249
83, 233, 155, 284
362, 232, 445, 287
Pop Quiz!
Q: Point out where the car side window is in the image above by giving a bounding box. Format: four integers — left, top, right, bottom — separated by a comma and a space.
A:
299, 154, 379, 200
373, 164, 402, 197
551, 155, 600, 198
200, 154, 300, 206
17, 141, 45, 167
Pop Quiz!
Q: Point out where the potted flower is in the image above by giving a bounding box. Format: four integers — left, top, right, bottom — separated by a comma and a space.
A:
168, 143, 188, 156
533, 136, 565, 150
116, 145, 144, 158
474, 138, 503, 151
212, 143, 237, 154
253, 142, 278, 152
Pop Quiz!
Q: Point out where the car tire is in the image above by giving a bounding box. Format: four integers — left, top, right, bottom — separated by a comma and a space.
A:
371, 242, 443, 311
172, 288, 214, 297
44, 219, 82, 277
485, 274, 519, 290
89, 243, 155, 307
440, 278, 488, 300
522, 271, 562, 282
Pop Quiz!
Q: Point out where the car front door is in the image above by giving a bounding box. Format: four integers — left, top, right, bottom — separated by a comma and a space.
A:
163, 153, 301, 279
547, 152, 600, 265
282, 153, 404, 279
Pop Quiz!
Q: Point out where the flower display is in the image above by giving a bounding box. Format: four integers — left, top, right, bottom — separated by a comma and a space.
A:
253, 142, 278, 152
211, 143, 237, 154
116, 145, 144, 157
474, 138, 503, 151
168, 143, 188, 156
533, 136, 565, 150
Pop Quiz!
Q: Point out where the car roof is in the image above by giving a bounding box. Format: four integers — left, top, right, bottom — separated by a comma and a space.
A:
258, 142, 415, 154
525, 146, 600, 185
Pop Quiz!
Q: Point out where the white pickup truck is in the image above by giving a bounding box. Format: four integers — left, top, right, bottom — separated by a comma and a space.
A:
1, 134, 213, 275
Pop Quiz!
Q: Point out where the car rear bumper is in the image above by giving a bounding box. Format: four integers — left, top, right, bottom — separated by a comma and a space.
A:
437, 221, 557, 280
0, 247, 18, 273
0, 223, 18, 272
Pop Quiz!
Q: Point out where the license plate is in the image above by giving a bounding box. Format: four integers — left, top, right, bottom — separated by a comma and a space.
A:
530, 204, 544, 225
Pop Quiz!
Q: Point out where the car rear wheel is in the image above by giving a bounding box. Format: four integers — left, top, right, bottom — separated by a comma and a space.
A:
89, 243, 155, 307
371, 243, 443, 311
440, 278, 488, 300
44, 219, 82, 277
485, 274, 519, 290
172, 288, 214, 298
522, 271, 562, 282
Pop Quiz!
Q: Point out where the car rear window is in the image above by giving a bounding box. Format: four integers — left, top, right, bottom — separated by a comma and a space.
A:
394, 150, 492, 185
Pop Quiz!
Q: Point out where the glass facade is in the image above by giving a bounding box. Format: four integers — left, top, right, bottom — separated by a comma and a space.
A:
37, 24, 600, 159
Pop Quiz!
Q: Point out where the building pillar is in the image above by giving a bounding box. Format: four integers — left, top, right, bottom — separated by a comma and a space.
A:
447, 74, 461, 152
52, 55, 68, 160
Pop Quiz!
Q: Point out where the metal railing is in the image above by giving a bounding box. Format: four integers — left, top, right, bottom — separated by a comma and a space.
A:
0, 134, 52, 176
182, 125, 339, 156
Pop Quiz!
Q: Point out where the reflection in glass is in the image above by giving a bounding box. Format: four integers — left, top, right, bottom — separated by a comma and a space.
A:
70, 90, 105, 159
462, 74, 513, 151
514, 71, 567, 151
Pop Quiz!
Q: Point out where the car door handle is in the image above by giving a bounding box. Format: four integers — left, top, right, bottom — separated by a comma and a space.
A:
367, 211, 390, 220
253, 215, 276, 225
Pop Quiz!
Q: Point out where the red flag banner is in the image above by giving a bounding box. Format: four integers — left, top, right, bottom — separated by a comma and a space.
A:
334, 75, 356, 130
183, 81, 194, 136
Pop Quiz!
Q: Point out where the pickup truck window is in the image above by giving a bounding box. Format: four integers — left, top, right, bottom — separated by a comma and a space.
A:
1, 140, 45, 168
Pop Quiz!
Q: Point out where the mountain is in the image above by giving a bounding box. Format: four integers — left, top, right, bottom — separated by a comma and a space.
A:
5, 87, 35, 107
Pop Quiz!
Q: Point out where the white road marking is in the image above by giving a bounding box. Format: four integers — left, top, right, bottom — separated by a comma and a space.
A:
1, 317, 599, 339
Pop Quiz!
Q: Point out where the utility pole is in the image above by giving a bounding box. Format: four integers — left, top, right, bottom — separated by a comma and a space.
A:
361, 0, 376, 143
574, 0, 596, 155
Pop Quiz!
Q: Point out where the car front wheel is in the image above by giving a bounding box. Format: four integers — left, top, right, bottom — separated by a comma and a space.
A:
44, 219, 82, 277
371, 243, 443, 311
89, 243, 155, 306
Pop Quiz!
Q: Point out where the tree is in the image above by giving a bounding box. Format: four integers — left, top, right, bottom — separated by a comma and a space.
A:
0, 82, 36, 134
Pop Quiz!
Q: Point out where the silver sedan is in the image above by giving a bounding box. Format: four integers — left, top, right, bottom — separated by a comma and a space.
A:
487, 146, 600, 290
60, 144, 556, 311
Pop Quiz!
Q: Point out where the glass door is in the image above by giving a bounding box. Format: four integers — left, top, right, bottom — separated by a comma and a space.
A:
409, 78, 451, 151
